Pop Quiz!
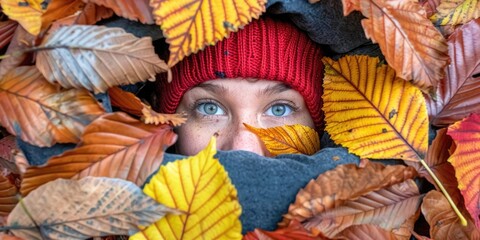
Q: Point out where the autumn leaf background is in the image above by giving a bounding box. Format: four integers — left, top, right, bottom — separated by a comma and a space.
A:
0, 0, 478, 239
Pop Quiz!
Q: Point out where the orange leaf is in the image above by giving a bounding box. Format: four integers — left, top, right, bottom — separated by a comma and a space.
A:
337, 224, 397, 240
322, 56, 428, 161
0, 174, 17, 216
41, 0, 85, 31
342, 0, 449, 90
0, 25, 34, 81
244, 124, 320, 156
245, 220, 326, 240
150, 0, 267, 67
141, 105, 187, 127
0, 66, 105, 147
20, 112, 177, 196
421, 190, 480, 239
108, 86, 144, 117
426, 19, 480, 126
84, 0, 154, 24
0, 20, 17, 49
281, 160, 417, 226
303, 179, 421, 238
49, 3, 114, 31
447, 113, 480, 228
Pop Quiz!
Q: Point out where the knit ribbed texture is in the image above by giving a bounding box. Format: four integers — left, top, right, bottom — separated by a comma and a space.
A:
158, 17, 324, 129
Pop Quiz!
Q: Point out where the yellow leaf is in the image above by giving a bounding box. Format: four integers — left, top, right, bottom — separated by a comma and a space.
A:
322, 55, 428, 161
244, 124, 320, 156
150, 0, 267, 67
142, 105, 187, 127
1, 0, 45, 35
431, 0, 480, 26
130, 137, 242, 240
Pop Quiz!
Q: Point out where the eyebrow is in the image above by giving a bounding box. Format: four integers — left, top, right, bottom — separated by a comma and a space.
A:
195, 82, 228, 94
258, 83, 292, 97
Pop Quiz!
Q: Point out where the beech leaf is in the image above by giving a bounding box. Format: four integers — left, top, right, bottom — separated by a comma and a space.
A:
0, 0, 45, 35
431, 0, 480, 26
84, 0, 154, 24
0, 20, 17, 49
244, 124, 320, 156
337, 224, 397, 240
49, 3, 114, 31
421, 190, 480, 239
36, 25, 168, 93
0, 25, 35, 80
342, 0, 449, 90
447, 112, 480, 228
303, 180, 421, 238
40, 0, 85, 31
245, 220, 324, 240
141, 106, 187, 127
5, 177, 176, 240
422, 0, 442, 17
322, 56, 428, 161
0, 66, 105, 147
108, 86, 144, 117
20, 112, 177, 196
130, 137, 242, 240
426, 19, 480, 126
281, 160, 418, 226
150, 0, 267, 67
0, 174, 17, 216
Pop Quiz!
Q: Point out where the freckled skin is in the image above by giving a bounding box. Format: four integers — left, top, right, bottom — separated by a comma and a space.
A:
174, 79, 315, 156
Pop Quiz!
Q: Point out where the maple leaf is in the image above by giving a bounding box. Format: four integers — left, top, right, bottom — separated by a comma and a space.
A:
244, 124, 321, 156
150, 0, 267, 67
130, 137, 242, 240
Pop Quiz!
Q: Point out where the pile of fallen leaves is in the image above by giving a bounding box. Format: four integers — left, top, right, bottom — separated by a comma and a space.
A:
0, 0, 479, 239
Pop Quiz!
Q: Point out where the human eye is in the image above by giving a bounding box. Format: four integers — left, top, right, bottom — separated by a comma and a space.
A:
265, 103, 295, 117
196, 100, 226, 116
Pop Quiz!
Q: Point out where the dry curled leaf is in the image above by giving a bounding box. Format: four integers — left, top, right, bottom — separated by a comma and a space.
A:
84, 0, 154, 24
131, 137, 242, 240
421, 190, 480, 239
150, 0, 267, 67
245, 220, 326, 240
6, 177, 176, 240
244, 124, 320, 156
0, 173, 17, 216
36, 25, 168, 93
322, 56, 428, 161
342, 0, 449, 91
447, 113, 480, 228
142, 105, 187, 127
108, 86, 144, 117
281, 160, 417, 226
20, 112, 177, 196
426, 19, 480, 126
303, 180, 421, 238
0, 66, 105, 147
0, 25, 35, 81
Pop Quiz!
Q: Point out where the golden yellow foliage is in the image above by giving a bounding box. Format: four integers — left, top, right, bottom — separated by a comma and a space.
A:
1, 0, 46, 35
130, 137, 242, 240
150, 0, 267, 67
322, 55, 428, 161
431, 0, 480, 25
244, 124, 320, 156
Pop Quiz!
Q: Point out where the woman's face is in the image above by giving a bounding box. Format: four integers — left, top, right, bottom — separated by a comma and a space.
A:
175, 79, 315, 156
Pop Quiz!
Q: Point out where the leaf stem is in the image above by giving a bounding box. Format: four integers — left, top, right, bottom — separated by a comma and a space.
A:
419, 159, 467, 226
0, 54, 10, 60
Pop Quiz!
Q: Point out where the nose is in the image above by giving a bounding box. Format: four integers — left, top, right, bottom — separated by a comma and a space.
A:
218, 122, 268, 156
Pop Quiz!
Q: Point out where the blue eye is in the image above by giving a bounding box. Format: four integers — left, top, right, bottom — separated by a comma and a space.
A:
266, 104, 293, 117
196, 102, 225, 115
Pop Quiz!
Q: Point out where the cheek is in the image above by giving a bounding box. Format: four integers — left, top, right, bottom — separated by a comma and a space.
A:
175, 121, 220, 156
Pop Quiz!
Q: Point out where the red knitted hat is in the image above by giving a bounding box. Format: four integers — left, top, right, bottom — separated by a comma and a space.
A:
157, 17, 324, 129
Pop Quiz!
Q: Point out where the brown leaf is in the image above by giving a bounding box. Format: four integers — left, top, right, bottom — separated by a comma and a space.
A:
36, 25, 168, 93
0, 173, 18, 216
244, 124, 320, 156
336, 224, 397, 240
421, 0, 442, 17
392, 209, 421, 240
20, 112, 177, 196
0, 135, 19, 174
280, 160, 417, 226
343, 0, 449, 91
245, 220, 326, 240
426, 19, 480, 126
421, 190, 480, 239
49, 3, 114, 31
405, 128, 462, 204
108, 86, 143, 117
84, 0, 154, 24
0, 20, 17, 49
303, 180, 422, 238
141, 105, 187, 127
0, 25, 34, 80
41, 0, 85, 32
0, 66, 105, 147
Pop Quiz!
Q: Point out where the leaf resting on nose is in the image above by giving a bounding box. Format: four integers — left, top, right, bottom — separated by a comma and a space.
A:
244, 124, 321, 156
130, 137, 242, 240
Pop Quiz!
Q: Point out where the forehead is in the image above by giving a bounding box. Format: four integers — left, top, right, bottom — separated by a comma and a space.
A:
191, 79, 292, 95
